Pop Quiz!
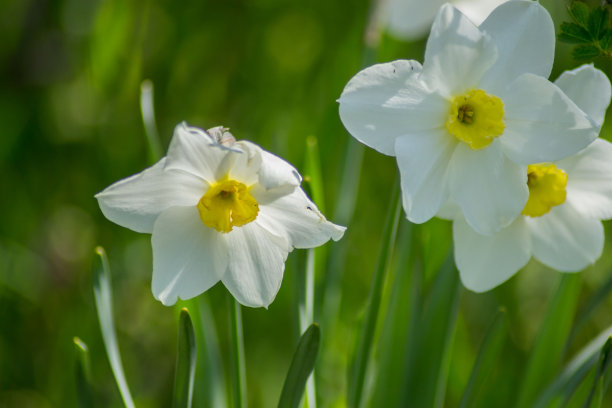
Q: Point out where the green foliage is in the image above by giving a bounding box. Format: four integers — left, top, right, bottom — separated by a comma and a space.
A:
172, 309, 197, 408
277, 324, 321, 408
73, 337, 94, 408
560, 1, 612, 59
93, 247, 135, 408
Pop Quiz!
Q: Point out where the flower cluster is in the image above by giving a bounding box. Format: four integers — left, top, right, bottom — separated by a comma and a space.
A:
339, 1, 612, 291
96, 124, 345, 307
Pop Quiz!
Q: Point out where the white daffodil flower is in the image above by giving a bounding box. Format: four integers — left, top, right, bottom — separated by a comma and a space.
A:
96, 123, 345, 307
450, 64, 612, 292
339, 1, 600, 235
384, 0, 508, 40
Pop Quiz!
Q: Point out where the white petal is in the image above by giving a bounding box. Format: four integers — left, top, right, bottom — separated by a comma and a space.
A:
449, 141, 528, 235
164, 123, 233, 182
221, 141, 262, 186
385, 0, 446, 39
436, 199, 461, 220
557, 139, 612, 220
454, 215, 530, 292
554, 64, 611, 127
395, 129, 457, 223
478, 0, 554, 91
454, 0, 509, 26
255, 188, 346, 249
422, 4, 498, 96
151, 206, 228, 306
249, 142, 302, 196
338, 60, 448, 156
95, 158, 205, 233
526, 203, 604, 272
222, 223, 289, 308
501, 73, 598, 164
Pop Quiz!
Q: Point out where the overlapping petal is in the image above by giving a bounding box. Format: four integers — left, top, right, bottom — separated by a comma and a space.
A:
151, 206, 229, 306
500, 73, 598, 164
395, 129, 456, 223
526, 204, 604, 272
449, 141, 528, 235
478, 0, 555, 92
165, 123, 236, 181
454, 215, 530, 292
338, 60, 447, 156
95, 158, 205, 233
222, 222, 289, 308
555, 64, 612, 127
559, 139, 612, 220
255, 189, 345, 249
422, 4, 498, 96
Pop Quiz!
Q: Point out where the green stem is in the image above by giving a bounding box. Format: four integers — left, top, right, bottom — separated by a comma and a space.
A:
348, 178, 402, 408
229, 296, 246, 408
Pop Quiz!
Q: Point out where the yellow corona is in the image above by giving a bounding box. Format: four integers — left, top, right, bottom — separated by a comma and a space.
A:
197, 178, 259, 233
446, 89, 505, 150
522, 164, 568, 217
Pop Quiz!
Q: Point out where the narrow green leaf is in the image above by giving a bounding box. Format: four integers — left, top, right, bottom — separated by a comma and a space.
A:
229, 297, 246, 408
560, 22, 593, 43
401, 251, 461, 408
369, 220, 417, 408
347, 178, 402, 408
570, 2, 591, 27
517, 274, 582, 408
74, 337, 94, 408
459, 309, 507, 408
573, 44, 602, 59
140, 79, 163, 164
278, 324, 321, 408
583, 336, 612, 408
93, 246, 135, 408
600, 29, 612, 49
588, 7, 607, 40
533, 325, 612, 408
173, 308, 197, 408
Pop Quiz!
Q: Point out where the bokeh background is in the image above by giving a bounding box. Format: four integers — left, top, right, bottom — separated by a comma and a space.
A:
2, 0, 612, 407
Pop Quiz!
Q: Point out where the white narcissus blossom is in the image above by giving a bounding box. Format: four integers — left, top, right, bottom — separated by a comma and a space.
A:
96, 123, 345, 307
339, 1, 600, 235
451, 64, 612, 292
384, 0, 508, 40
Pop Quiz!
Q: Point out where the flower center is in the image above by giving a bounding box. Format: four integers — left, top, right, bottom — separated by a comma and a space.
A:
197, 179, 259, 233
446, 89, 505, 150
521, 164, 567, 218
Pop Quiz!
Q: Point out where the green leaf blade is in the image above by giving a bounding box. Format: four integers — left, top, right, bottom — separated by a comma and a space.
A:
278, 324, 321, 408
573, 44, 602, 59
74, 337, 94, 408
93, 246, 136, 408
559, 22, 593, 44
173, 308, 197, 408
570, 2, 591, 26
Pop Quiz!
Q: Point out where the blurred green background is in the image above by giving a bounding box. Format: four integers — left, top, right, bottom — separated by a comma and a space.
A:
2, 0, 612, 407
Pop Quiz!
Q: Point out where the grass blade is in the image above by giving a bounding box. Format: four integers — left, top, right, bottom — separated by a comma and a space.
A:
534, 325, 612, 408
229, 296, 246, 408
173, 308, 197, 408
348, 178, 402, 408
402, 251, 461, 408
583, 336, 612, 408
74, 337, 94, 408
278, 324, 321, 408
459, 309, 507, 408
93, 246, 135, 408
517, 274, 582, 408
140, 79, 163, 164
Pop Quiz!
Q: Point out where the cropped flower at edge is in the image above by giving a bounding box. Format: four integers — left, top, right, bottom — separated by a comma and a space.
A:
384, 0, 508, 40
95, 123, 346, 308
450, 64, 612, 292
338, 1, 600, 236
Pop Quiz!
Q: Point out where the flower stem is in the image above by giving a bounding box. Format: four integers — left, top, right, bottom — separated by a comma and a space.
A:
229, 296, 246, 408
348, 177, 402, 408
